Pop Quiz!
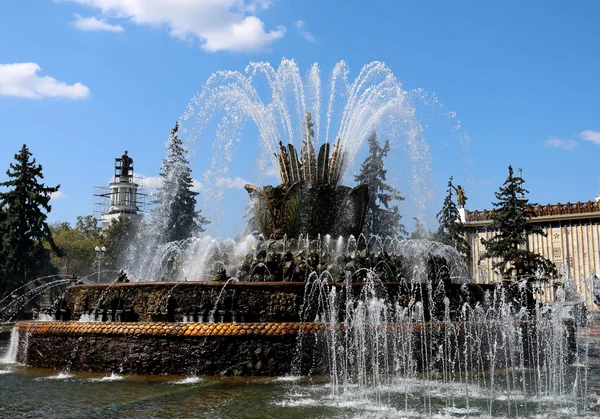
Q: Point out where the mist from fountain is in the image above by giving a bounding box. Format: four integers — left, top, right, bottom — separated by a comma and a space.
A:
0, 277, 77, 324
121, 59, 445, 281
289, 270, 587, 415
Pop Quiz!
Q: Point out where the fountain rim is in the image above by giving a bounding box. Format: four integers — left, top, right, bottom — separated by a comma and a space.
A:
15, 320, 521, 336
70, 281, 491, 288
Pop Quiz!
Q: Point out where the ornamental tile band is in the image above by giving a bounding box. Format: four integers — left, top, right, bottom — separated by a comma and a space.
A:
14, 321, 329, 337
14, 320, 476, 338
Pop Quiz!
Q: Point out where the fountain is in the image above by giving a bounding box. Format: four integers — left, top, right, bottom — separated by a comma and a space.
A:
3, 60, 589, 415
244, 111, 369, 239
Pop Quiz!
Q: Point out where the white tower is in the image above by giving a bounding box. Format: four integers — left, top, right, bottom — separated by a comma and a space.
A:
100, 151, 142, 230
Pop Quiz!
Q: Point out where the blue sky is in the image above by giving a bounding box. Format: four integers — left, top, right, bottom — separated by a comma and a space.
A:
1, 1, 599, 239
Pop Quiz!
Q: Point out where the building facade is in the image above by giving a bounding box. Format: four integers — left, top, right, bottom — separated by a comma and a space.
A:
463, 199, 600, 308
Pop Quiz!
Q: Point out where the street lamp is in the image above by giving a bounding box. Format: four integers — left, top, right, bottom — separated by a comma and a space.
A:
95, 246, 106, 283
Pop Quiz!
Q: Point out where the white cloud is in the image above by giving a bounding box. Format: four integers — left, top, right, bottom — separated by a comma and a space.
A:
0, 63, 90, 99
63, 0, 285, 52
237, 0, 274, 14
192, 179, 204, 192
135, 175, 162, 190
215, 176, 250, 189
50, 191, 67, 200
203, 16, 285, 52
294, 20, 315, 43
581, 130, 600, 145
71, 13, 124, 32
264, 165, 279, 178
134, 174, 204, 192
544, 137, 578, 150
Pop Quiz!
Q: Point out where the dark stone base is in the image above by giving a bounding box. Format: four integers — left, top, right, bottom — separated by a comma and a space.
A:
55, 281, 503, 324
14, 319, 576, 376
16, 330, 325, 376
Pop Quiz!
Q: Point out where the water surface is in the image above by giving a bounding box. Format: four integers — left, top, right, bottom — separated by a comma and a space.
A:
2, 338, 600, 418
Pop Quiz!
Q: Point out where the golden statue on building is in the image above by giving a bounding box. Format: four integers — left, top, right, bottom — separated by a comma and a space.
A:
456, 185, 467, 208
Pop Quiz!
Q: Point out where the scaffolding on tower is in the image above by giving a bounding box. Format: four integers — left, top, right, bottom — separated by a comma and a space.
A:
93, 151, 156, 229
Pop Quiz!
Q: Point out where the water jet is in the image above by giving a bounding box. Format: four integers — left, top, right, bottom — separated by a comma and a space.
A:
3, 60, 589, 416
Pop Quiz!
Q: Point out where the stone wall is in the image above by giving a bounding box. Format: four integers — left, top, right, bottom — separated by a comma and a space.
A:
15, 321, 327, 376
61, 282, 308, 323
57, 281, 501, 324
15, 319, 573, 375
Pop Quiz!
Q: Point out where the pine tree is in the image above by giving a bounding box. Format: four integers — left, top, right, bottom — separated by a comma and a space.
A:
0, 144, 60, 296
436, 177, 470, 257
479, 166, 556, 279
104, 215, 137, 271
0, 206, 9, 291
354, 131, 406, 237
410, 217, 430, 239
243, 199, 259, 237
155, 122, 209, 243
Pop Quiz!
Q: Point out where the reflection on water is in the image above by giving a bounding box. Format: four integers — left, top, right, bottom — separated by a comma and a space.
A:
2, 337, 600, 418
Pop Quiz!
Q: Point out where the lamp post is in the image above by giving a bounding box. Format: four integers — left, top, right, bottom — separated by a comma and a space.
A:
95, 246, 106, 283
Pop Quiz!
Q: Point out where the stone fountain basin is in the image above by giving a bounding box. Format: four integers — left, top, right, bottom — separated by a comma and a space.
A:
56, 281, 496, 323
13, 317, 564, 376
10, 280, 559, 376
13, 320, 325, 376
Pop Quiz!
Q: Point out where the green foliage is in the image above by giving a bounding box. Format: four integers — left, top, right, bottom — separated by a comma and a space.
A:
242, 200, 258, 236
0, 144, 59, 296
410, 217, 432, 240
354, 131, 406, 237
435, 177, 470, 257
49, 220, 101, 278
53, 221, 72, 231
154, 122, 209, 243
75, 215, 101, 239
0, 207, 9, 290
479, 166, 556, 279
104, 215, 137, 271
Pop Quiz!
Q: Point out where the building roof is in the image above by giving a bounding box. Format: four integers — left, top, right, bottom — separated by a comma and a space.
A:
464, 200, 600, 226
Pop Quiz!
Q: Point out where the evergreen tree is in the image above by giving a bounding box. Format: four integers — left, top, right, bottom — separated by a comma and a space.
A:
155, 122, 209, 243
354, 131, 406, 237
0, 206, 9, 289
479, 166, 556, 279
104, 215, 137, 271
0, 144, 60, 296
436, 177, 470, 257
410, 217, 430, 240
243, 199, 259, 237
